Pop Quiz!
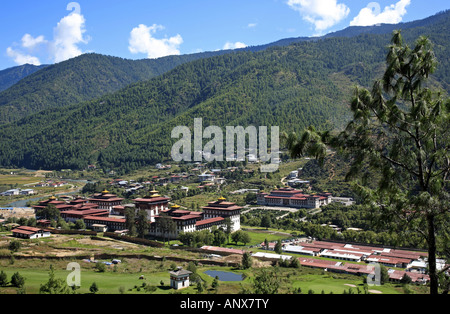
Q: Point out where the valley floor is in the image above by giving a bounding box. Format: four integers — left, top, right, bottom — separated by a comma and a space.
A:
0, 229, 428, 295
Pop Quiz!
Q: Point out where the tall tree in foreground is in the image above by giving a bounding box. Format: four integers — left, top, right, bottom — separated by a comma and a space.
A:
284, 31, 450, 294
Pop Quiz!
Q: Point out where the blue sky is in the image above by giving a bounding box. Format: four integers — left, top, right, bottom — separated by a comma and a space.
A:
0, 0, 448, 70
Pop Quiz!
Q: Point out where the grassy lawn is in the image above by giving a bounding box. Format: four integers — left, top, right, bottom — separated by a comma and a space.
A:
0, 254, 424, 295
290, 273, 401, 294
0, 266, 173, 294
238, 226, 294, 245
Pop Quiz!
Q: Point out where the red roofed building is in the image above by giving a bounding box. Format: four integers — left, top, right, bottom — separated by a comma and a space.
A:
88, 190, 124, 213
202, 197, 241, 232
196, 216, 225, 231
12, 226, 51, 239
257, 188, 331, 209
32, 196, 73, 213
83, 216, 126, 232
388, 270, 429, 285
144, 195, 241, 240
60, 209, 109, 223
134, 190, 170, 222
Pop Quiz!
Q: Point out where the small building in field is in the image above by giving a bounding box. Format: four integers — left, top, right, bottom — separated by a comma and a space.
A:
169, 267, 192, 290
91, 224, 108, 232
11, 226, 51, 239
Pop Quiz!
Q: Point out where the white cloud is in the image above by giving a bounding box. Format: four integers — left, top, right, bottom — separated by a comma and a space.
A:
248, 23, 258, 28
128, 24, 183, 59
7, 11, 89, 66
6, 47, 41, 66
50, 12, 89, 63
287, 0, 350, 32
350, 0, 411, 26
21, 34, 47, 49
223, 41, 247, 50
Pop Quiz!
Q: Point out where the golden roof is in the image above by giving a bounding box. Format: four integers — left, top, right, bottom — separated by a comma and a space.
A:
171, 204, 181, 209
50, 196, 57, 200
218, 196, 226, 201
102, 189, 110, 194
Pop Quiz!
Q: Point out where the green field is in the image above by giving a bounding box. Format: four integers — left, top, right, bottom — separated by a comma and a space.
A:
0, 260, 411, 295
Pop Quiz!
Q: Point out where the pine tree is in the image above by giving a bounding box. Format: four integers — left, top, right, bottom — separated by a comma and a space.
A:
284, 31, 450, 294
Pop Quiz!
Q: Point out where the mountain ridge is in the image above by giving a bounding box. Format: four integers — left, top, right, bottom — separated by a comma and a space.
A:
1, 10, 448, 124
0, 63, 48, 92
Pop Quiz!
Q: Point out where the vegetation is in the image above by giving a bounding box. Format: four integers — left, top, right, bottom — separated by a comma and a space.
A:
284, 31, 450, 294
0, 64, 48, 92
0, 52, 232, 124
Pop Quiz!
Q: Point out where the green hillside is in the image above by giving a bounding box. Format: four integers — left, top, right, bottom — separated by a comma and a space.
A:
0, 12, 448, 174
0, 52, 230, 124
0, 64, 48, 92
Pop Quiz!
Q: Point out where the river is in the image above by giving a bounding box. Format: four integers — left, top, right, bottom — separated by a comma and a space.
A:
4, 179, 88, 207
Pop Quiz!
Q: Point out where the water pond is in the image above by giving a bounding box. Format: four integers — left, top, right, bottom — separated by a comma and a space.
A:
204, 270, 244, 282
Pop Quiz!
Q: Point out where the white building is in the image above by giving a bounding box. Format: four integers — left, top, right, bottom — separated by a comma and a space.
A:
11, 226, 51, 239
198, 173, 216, 183
2, 189, 20, 196
257, 188, 332, 209
20, 189, 36, 195
288, 171, 298, 179
252, 252, 292, 262
169, 267, 192, 290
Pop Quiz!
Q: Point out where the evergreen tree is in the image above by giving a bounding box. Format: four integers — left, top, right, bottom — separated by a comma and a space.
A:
241, 252, 253, 269
252, 269, 279, 294
0, 270, 8, 286
10, 272, 25, 288
136, 209, 149, 239
284, 31, 450, 295
39, 265, 71, 294
89, 282, 99, 294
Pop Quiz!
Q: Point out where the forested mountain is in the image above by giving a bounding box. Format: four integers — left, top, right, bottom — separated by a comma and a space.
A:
0, 64, 48, 92
0, 11, 448, 174
0, 51, 231, 124
1, 10, 448, 125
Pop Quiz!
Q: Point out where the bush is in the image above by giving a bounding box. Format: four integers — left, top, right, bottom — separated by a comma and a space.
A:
8, 240, 21, 252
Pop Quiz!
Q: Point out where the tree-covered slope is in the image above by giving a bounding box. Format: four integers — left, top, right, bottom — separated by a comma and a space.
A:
0, 51, 229, 124
0, 64, 48, 92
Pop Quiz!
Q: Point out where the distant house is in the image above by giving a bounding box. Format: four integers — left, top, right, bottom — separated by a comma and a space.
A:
11, 226, 51, 239
288, 171, 299, 179
215, 177, 226, 185
2, 189, 20, 196
198, 173, 215, 183
169, 267, 192, 290
91, 224, 108, 233
20, 189, 36, 195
